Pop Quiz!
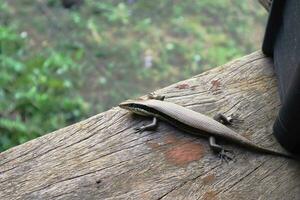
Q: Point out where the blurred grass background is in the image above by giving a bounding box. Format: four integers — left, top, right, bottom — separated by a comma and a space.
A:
0, 0, 267, 151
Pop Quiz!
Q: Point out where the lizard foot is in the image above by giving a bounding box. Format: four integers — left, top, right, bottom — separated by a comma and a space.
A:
134, 126, 146, 133
218, 149, 235, 163
133, 117, 158, 134
147, 93, 165, 101
213, 113, 243, 127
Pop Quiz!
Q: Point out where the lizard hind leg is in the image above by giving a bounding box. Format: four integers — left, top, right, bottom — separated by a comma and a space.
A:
213, 113, 243, 128
213, 113, 235, 125
209, 136, 235, 162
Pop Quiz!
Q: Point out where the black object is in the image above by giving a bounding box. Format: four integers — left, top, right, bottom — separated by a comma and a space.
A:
60, 0, 83, 9
262, 0, 300, 154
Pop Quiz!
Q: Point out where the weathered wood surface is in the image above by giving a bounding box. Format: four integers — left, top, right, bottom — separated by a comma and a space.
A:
0, 51, 300, 200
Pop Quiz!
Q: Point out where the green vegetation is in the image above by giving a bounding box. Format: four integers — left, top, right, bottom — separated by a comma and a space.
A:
0, 26, 88, 150
0, 0, 267, 151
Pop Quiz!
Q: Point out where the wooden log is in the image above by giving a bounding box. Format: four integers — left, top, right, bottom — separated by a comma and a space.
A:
0, 51, 299, 200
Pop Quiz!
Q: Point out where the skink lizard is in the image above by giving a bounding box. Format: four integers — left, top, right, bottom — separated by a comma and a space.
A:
119, 95, 294, 160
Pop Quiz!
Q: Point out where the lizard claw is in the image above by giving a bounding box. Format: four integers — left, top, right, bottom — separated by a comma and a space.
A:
134, 126, 145, 133
134, 121, 149, 133
213, 113, 243, 127
218, 149, 235, 163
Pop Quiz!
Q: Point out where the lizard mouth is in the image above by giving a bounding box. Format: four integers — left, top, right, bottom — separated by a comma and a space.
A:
119, 100, 139, 109
119, 102, 151, 117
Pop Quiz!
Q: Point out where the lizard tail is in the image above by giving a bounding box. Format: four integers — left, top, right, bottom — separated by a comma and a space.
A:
242, 140, 297, 160
258, 147, 295, 159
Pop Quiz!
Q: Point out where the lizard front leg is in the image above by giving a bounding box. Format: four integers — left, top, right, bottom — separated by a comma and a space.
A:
134, 117, 158, 133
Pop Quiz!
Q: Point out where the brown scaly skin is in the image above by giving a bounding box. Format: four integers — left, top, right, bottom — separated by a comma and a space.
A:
119, 94, 296, 160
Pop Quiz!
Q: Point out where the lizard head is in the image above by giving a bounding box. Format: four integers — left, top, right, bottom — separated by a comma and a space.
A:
119, 100, 154, 116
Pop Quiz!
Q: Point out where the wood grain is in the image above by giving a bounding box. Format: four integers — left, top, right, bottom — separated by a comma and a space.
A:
1, 51, 299, 200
